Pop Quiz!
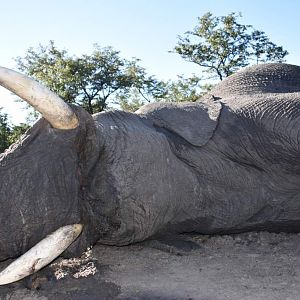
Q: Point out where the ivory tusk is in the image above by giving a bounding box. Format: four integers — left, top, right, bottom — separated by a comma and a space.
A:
0, 66, 79, 129
0, 224, 83, 285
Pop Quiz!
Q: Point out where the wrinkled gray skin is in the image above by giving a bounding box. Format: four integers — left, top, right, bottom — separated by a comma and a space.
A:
0, 63, 299, 261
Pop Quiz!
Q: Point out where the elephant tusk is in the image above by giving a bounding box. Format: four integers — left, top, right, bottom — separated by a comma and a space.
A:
0, 66, 79, 130
0, 224, 83, 285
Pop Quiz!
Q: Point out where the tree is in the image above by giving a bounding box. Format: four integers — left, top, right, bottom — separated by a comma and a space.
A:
118, 60, 167, 112
0, 109, 11, 153
173, 12, 288, 80
163, 75, 214, 103
250, 30, 288, 64
16, 41, 165, 114
0, 108, 29, 153
8, 123, 29, 145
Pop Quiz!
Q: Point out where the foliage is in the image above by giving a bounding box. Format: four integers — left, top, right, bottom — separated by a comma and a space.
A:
0, 109, 29, 153
163, 75, 215, 103
8, 123, 30, 145
173, 12, 289, 80
119, 75, 215, 110
118, 93, 146, 112
16, 41, 165, 114
164, 75, 201, 103
0, 109, 11, 153
118, 60, 167, 112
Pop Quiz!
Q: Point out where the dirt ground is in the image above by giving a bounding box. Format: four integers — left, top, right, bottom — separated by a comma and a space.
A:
0, 231, 299, 300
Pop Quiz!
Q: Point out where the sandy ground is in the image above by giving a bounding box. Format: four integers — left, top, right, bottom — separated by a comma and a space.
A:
0, 231, 299, 300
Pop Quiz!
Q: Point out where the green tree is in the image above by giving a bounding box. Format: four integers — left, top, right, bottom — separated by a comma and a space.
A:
173, 12, 288, 80
16, 41, 165, 114
8, 123, 29, 145
163, 75, 214, 103
0, 109, 11, 153
118, 60, 167, 111
0, 108, 29, 153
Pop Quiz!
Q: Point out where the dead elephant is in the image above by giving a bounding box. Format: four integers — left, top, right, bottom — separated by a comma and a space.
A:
0, 63, 299, 284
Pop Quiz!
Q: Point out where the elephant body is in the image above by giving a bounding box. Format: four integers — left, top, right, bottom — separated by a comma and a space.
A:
81, 63, 300, 247
0, 63, 299, 261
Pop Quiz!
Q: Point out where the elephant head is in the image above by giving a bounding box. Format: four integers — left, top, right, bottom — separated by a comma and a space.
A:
0, 67, 99, 284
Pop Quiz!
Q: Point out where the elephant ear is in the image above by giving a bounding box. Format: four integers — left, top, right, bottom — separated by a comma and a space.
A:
136, 98, 222, 147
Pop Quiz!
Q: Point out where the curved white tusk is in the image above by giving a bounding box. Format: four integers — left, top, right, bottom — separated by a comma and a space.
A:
0, 224, 83, 285
0, 66, 79, 130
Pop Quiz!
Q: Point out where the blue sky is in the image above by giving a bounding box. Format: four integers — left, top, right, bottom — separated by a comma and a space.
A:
0, 0, 299, 123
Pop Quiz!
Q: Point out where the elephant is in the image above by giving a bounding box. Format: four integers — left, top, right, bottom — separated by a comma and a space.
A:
0, 63, 299, 284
